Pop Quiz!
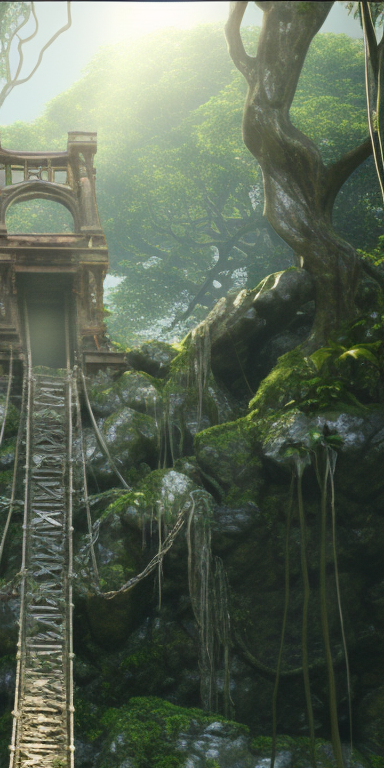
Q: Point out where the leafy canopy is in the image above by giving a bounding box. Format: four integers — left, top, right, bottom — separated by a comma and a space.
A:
0, 24, 379, 345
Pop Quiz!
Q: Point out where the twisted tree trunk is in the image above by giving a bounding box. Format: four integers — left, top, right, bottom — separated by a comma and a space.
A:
225, 1, 372, 348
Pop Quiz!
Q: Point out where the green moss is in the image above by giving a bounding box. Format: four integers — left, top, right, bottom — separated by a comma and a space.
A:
249, 349, 312, 415
248, 343, 380, 419
168, 333, 194, 377
251, 735, 371, 768
104, 469, 189, 523
194, 417, 262, 505
75, 695, 103, 742
96, 697, 248, 768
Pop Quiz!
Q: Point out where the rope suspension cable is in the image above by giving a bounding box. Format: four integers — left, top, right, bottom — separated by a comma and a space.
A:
80, 368, 131, 490
74, 373, 99, 584
97, 489, 209, 601
0, 351, 27, 569
0, 345, 13, 446
67, 328, 75, 768
100, 505, 188, 599
328, 446, 352, 753
9, 302, 33, 768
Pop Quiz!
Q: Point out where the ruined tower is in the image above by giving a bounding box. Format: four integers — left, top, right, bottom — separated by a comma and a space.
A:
0, 131, 125, 371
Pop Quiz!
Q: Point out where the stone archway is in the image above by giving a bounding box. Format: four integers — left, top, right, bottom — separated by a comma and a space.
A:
0, 180, 81, 234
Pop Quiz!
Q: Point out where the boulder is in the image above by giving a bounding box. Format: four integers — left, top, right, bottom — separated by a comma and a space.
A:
83, 408, 159, 488
120, 469, 213, 533
175, 720, 253, 767
194, 418, 263, 505
163, 337, 240, 460
191, 268, 314, 397
88, 370, 161, 419
90, 697, 253, 768
74, 504, 146, 648
260, 406, 384, 503
126, 340, 178, 378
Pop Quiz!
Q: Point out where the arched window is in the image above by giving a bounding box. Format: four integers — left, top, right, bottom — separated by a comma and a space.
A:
6, 198, 75, 233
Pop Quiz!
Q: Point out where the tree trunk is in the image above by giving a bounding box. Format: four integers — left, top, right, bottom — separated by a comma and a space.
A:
226, 1, 372, 348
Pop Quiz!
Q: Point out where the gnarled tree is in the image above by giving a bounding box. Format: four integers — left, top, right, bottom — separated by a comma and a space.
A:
225, 1, 373, 348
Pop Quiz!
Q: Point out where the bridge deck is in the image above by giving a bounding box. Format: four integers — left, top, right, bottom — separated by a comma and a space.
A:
10, 372, 74, 768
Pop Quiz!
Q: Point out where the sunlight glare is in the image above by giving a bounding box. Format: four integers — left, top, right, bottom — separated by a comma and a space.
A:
97, 2, 230, 42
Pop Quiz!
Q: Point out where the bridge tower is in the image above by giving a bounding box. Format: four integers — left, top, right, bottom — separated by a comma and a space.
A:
0, 131, 125, 372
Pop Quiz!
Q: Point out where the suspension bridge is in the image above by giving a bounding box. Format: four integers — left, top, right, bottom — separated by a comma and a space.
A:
0, 133, 126, 767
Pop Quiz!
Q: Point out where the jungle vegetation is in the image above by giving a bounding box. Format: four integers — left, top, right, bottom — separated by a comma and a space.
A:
0, 5, 383, 768
0, 20, 382, 346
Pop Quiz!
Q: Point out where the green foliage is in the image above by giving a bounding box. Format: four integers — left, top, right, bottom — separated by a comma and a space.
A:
6, 199, 74, 233
370, 757, 384, 768
249, 349, 312, 415
74, 696, 103, 742
0, 27, 380, 345
95, 697, 247, 768
250, 311, 384, 416
359, 234, 384, 267
310, 338, 381, 369
251, 734, 370, 768
305, 319, 384, 408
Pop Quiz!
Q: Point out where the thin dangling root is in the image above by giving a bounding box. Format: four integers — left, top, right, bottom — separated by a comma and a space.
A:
213, 556, 234, 717
187, 493, 215, 710
192, 323, 211, 430
296, 458, 316, 768
271, 470, 295, 768
328, 446, 352, 751
319, 449, 344, 768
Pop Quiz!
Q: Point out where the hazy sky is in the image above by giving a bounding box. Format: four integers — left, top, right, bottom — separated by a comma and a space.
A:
0, 1, 363, 126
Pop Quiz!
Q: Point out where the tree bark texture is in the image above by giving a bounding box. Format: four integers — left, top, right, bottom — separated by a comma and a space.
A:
225, 1, 373, 347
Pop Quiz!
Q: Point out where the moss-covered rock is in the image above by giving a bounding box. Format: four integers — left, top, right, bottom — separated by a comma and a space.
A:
257, 405, 384, 503
251, 735, 369, 768
103, 407, 158, 467
98, 469, 212, 532
83, 697, 249, 768
194, 418, 263, 506
127, 341, 178, 378
88, 370, 161, 419
84, 408, 159, 487
190, 268, 313, 398
75, 695, 374, 768
249, 349, 312, 415
164, 334, 240, 461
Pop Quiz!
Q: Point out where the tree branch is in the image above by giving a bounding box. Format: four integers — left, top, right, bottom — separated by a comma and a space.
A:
0, 1, 72, 109
323, 135, 373, 215
3, 4, 33, 86
13, 2, 39, 84
169, 218, 257, 329
225, 1, 256, 83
